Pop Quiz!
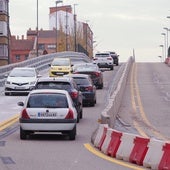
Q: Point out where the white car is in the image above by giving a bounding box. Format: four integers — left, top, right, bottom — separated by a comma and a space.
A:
18, 89, 77, 140
4, 67, 41, 95
93, 52, 114, 70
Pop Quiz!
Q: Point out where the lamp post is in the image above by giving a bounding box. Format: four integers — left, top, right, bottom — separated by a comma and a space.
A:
161, 33, 166, 60
73, 4, 78, 52
159, 45, 164, 62
163, 27, 169, 56
36, 0, 39, 57
55, 0, 63, 52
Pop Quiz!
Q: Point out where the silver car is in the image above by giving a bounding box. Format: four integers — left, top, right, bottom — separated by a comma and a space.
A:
18, 89, 77, 140
4, 67, 41, 95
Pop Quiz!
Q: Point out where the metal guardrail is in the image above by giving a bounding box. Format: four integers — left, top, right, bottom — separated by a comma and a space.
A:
0, 51, 91, 87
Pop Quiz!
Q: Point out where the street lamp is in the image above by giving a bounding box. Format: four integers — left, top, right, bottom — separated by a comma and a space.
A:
163, 27, 169, 55
161, 33, 166, 60
55, 0, 63, 52
159, 45, 164, 62
36, 0, 39, 57
73, 4, 78, 52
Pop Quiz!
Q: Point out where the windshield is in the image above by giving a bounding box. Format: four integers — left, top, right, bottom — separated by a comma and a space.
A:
9, 69, 36, 77
52, 59, 70, 66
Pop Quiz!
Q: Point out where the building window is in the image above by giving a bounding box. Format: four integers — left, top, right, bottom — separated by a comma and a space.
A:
38, 44, 45, 50
16, 55, 20, 61
0, 0, 7, 13
47, 44, 56, 49
0, 21, 7, 36
0, 44, 8, 56
25, 54, 29, 60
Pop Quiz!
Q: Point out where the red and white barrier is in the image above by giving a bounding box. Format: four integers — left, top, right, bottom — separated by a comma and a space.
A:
93, 124, 170, 170
116, 132, 139, 161
93, 124, 108, 149
143, 139, 165, 169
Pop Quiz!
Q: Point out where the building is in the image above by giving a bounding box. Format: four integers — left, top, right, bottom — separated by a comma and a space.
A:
5, 4, 94, 64
0, 0, 9, 65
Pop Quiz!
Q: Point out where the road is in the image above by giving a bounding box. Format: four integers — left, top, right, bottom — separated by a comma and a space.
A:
0, 62, 169, 170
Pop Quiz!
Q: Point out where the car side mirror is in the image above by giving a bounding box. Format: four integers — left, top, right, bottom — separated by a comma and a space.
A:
17, 101, 24, 106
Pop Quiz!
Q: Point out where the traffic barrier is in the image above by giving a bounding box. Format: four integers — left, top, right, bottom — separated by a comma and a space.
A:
101, 129, 122, 157
116, 132, 138, 161
129, 136, 150, 165
143, 138, 165, 169
106, 130, 122, 157
92, 124, 170, 169
93, 124, 108, 150
158, 143, 170, 170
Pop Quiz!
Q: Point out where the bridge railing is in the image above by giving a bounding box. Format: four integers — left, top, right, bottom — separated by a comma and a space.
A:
0, 51, 91, 87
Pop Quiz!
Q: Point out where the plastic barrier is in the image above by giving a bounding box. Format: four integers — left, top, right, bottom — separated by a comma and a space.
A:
106, 130, 122, 157
129, 136, 150, 165
116, 132, 138, 161
158, 143, 170, 170
143, 138, 165, 169
93, 124, 108, 149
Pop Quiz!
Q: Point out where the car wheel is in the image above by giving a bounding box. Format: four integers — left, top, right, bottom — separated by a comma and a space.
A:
20, 127, 27, 140
69, 125, 76, 140
98, 83, 103, 89
5, 92, 9, 96
80, 109, 83, 119
90, 101, 95, 107
77, 113, 80, 123
110, 66, 114, 70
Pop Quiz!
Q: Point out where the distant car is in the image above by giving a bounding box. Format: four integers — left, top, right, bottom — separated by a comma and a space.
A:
4, 67, 41, 95
49, 57, 72, 77
109, 51, 119, 66
18, 89, 77, 140
34, 77, 83, 122
65, 74, 97, 106
93, 52, 114, 70
72, 63, 103, 89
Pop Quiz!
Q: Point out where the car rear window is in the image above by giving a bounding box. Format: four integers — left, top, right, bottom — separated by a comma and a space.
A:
36, 82, 71, 91
52, 59, 70, 66
95, 53, 110, 57
27, 93, 68, 108
73, 77, 90, 85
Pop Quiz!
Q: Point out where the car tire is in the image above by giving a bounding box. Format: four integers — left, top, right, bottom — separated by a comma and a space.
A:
69, 125, 76, 140
80, 109, 83, 119
90, 100, 95, 107
98, 83, 103, 89
20, 127, 27, 140
110, 66, 114, 70
5, 92, 9, 96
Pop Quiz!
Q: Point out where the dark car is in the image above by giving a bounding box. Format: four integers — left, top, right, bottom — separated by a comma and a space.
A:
65, 74, 97, 106
109, 51, 119, 66
34, 77, 83, 122
72, 63, 103, 89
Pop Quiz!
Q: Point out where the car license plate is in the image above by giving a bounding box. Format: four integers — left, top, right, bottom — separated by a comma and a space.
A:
38, 112, 57, 117
56, 72, 64, 75
15, 86, 26, 89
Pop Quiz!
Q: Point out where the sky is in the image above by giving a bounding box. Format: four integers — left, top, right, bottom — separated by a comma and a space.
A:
9, 0, 170, 62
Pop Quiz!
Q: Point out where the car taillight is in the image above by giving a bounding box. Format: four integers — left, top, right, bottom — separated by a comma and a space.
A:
107, 57, 112, 60
21, 109, 30, 119
94, 72, 100, 77
85, 86, 93, 91
70, 91, 78, 98
65, 109, 74, 119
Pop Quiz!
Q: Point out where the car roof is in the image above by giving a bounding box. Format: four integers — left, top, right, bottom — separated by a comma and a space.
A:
37, 76, 74, 83
65, 74, 90, 78
12, 67, 36, 70
29, 89, 69, 95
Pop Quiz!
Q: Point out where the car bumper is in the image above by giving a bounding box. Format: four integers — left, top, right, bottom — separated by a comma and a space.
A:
82, 92, 95, 102
20, 118, 77, 131
5, 86, 34, 93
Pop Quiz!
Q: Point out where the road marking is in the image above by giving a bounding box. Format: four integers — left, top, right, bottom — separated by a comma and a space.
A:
84, 143, 145, 170
0, 114, 19, 131
130, 63, 168, 141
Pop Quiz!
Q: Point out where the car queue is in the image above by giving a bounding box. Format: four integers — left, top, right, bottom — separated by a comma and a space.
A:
4, 52, 119, 140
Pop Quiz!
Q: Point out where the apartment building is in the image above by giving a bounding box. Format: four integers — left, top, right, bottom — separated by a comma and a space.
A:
0, 0, 9, 65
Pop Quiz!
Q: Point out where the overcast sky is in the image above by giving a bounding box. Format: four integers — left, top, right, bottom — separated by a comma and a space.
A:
9, 0, 170, 62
